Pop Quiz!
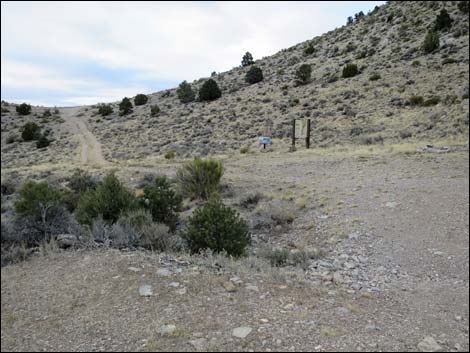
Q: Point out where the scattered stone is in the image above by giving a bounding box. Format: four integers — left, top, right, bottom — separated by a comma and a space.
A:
223, 281, 237, 292
139, 285, 153, 297
365, 324, 379, 332
333, 272, 343, 284
385, 201, 399, 208
176, 288, 187, 295
230, 276, 242, 284
169, 282, 180, 288
128, 267, 142, 272
159, 324, 177, 336
232, 326, 252, 339
417, 336, 442, 352
358, 256, 368, 263
189, 338, 207, 351
348, 232, 360, 240
351, 283, 362, 291
156, 268, 171, 277
246, 285, 259, 292
283, 303, 295, 310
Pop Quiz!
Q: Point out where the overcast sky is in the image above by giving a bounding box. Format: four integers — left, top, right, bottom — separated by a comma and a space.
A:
1, 1, 384, 107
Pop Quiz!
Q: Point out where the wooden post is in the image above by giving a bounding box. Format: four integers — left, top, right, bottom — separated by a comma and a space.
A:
306, 119, 311, 149
292, 119, 296, 146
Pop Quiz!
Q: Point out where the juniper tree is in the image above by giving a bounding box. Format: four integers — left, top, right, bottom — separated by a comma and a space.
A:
177, 80, 196, 103
199, 79, 222, 101
241, 52, 254, 67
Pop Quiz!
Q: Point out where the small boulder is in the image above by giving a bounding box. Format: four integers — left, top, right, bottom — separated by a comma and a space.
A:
159, 324, 177, 336
56, 234, 77, 248
417, 336, 442, 352
139, 285, 153, 297
232, 326, 252, 339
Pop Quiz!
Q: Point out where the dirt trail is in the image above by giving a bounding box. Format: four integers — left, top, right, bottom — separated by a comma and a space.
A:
1, 151, 468, 352
61, 107, 108, 165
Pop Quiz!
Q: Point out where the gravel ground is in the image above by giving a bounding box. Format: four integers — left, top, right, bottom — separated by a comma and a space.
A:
1, 149, 469, 352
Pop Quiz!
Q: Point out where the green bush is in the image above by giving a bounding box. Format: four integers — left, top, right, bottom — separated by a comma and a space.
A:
134, 94, 148, 106
240, 146, 249, 154
75, 172, 137, 226
245, 66, 264, 84
119, 97, 133, 115
304, 44, 315, 55
141, 176, 182, 232
14, 181, 64, 243
98, 210, 181, 251
68, 169, 97, 193
42, 109, 52, 118
177, 81, 196, 103
458, 1, 469, 13
14, 181, 63, 221
176, 157, 223, 200
422, 31, 440, 53
182, 198, 250, 257
1, 179, 16, 196
164, 150, 175, 159
98, 104, 113, 116
342, 63, 359, 78
150, 105, 160, 117
265, 248, 290, 267
434, 9, 453, 31
6, 134, 16, 144
423, 97, 441, 106
16, 103, 31, 115
442, 57, 457, 65
409, 95, 424, 106
199, 79, 222, 102
295, 64, 312, 84
36, 134, 51, 149
119, 210, 178, 251
241, 52, 254, 67
369, 72, 381, 81
411, 60, 421, 67
21, 122, 41, 141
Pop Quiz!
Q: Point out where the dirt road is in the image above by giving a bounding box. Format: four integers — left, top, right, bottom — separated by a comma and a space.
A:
61, 107, 108, 166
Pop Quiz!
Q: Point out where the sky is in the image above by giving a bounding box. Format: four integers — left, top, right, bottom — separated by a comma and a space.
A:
1, 1, 385, 107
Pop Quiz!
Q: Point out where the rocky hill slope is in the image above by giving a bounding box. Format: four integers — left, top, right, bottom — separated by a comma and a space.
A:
1, 1, 469, 167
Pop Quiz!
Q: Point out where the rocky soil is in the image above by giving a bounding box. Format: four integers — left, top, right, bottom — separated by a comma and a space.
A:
2, 148, 468, 352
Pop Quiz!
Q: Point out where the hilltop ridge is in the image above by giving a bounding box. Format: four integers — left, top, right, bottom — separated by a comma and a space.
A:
1, 1, 469, 167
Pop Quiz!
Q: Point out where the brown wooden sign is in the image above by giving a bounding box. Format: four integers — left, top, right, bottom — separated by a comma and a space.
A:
292, 118, 311, 149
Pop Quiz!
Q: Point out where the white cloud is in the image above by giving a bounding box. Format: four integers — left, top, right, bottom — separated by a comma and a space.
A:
1, 59, 100, 92
1, 1, 384, 105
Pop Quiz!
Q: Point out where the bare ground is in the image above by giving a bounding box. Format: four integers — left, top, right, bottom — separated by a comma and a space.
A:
61, 107, 108, 166
1, 148, 468, 352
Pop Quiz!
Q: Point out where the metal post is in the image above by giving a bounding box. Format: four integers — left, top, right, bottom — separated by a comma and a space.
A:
292, 119, 296, 146
306, 119, 311, 149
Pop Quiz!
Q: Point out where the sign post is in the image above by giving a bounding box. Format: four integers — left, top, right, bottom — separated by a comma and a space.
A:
306, 119, 311, 149
259, 136, 272, 149
292, 118, 311, 149
292, 119, 296, 147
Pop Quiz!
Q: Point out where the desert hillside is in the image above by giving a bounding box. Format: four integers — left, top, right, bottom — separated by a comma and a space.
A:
1, 2, 469, 352
1, 1, 469, 167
